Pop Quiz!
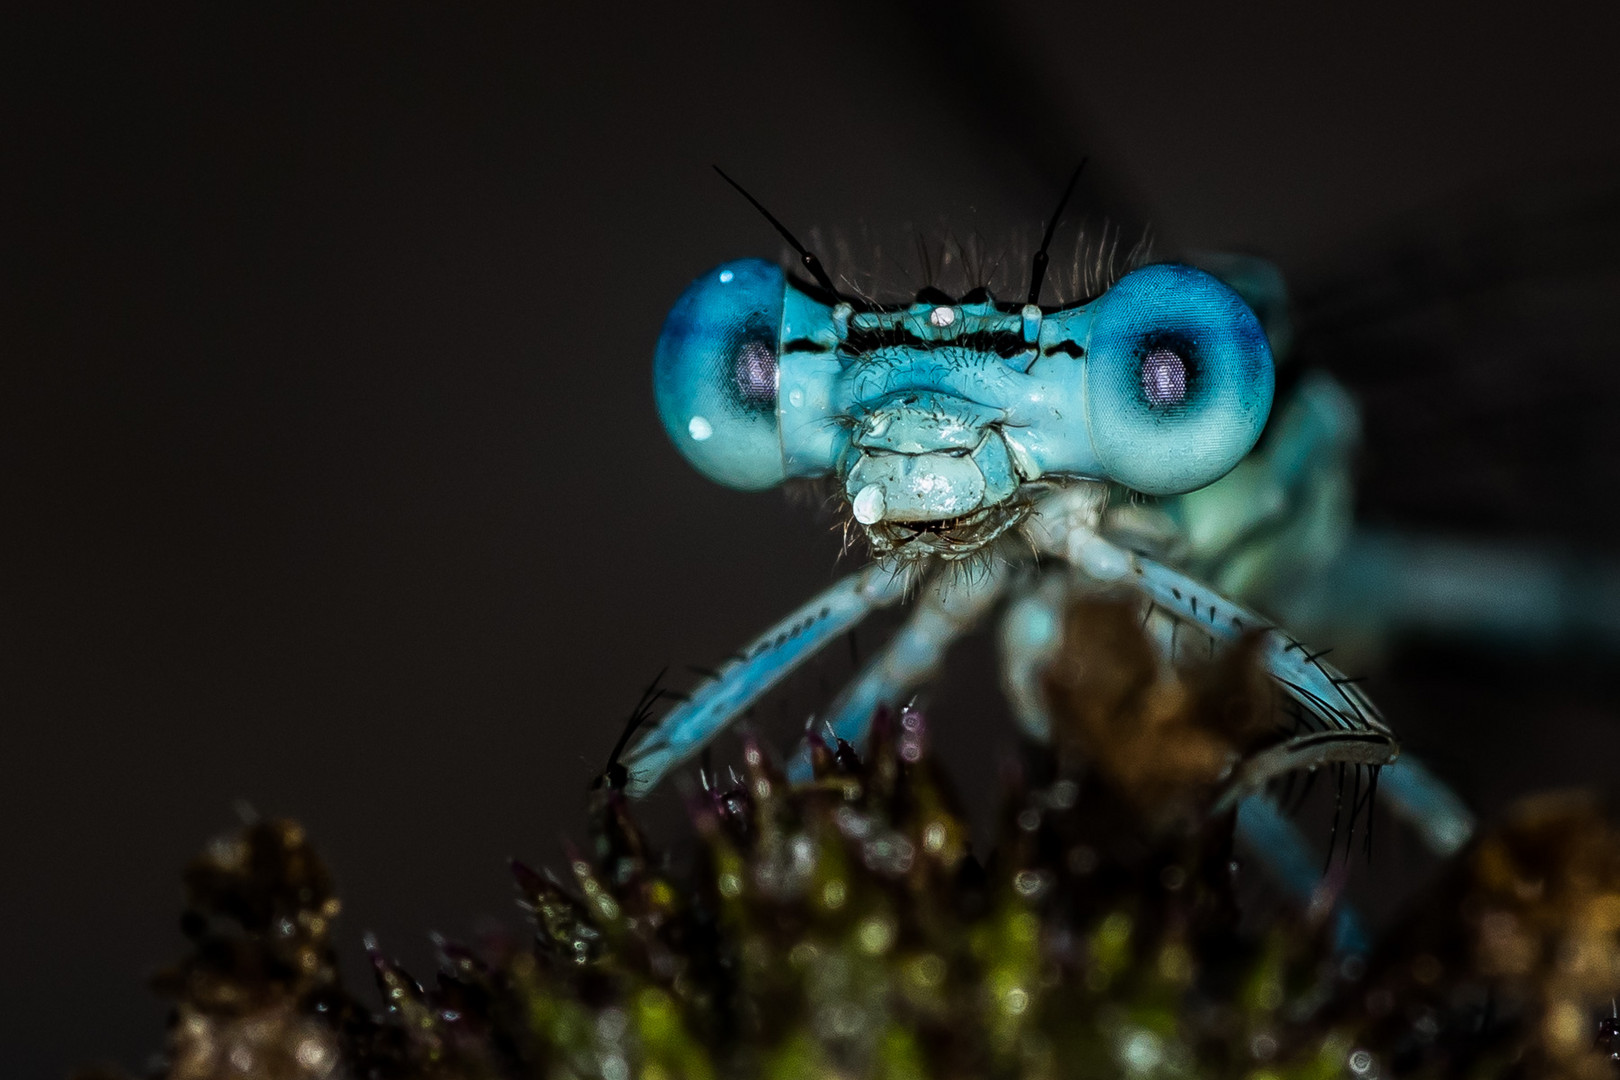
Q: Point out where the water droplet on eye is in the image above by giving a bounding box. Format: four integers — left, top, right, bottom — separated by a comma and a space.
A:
852, 484, 886, 524
718, 269, 734, 283
688, 416, 714, 441
1140, 347, 1188, 406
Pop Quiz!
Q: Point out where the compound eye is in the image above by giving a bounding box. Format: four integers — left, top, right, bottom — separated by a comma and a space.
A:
1084, 263, 1274, 495
653, 259, 787, 490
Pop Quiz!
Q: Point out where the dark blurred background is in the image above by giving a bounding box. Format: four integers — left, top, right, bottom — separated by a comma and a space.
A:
5, 2, 1620, 1075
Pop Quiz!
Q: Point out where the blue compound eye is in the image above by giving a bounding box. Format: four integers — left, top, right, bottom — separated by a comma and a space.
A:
653, 259, 787, 490
1084, 263, 1274, 495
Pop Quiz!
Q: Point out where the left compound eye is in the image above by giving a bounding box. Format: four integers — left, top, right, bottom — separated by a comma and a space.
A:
653, 259, 787, 491
1084, 264, 1274, 495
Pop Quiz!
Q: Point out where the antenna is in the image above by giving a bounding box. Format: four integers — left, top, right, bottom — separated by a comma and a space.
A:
1026, 159, 1089, 306
714, 166, 841, 297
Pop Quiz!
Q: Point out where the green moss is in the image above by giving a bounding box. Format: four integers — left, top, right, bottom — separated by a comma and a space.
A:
91, 601, 1620, 1079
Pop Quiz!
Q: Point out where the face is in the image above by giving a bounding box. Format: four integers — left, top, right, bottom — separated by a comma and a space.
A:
654, 259, 1274, 564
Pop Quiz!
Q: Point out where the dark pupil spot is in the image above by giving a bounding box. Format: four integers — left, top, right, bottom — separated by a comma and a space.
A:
732, 338, 778, 409
1140, 347, 1188, 407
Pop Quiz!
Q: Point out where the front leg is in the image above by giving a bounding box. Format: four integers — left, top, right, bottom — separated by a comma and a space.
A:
787, 559, 1013, 779
621, 563, 909, 796
994, 568, 1370, 952
1024, 485, 1400, 771
1129, 551, 1474, 855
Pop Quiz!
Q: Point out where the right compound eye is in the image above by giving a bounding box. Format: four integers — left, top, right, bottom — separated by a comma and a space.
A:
1082, 263, 1274, 496
653, 259, 788, 490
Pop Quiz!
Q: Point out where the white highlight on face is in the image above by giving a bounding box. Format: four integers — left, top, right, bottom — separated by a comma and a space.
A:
852, 483, 887, 525
688, 415, 714, 441
929, 306, 956, 328
718, 269, 734, 284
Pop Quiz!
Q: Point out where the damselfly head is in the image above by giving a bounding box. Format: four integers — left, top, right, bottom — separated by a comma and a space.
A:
654, 259, 1276, 565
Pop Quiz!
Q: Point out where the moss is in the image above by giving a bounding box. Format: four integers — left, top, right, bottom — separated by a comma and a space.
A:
89, 601, 1620, 1079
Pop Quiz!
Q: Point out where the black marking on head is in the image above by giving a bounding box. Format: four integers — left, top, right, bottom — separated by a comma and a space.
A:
843, 324, 1027, 360
783, 337, 832, 354
1042, 340, 1086, 358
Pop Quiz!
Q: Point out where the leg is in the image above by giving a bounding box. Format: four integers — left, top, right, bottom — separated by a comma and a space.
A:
1132, 552, 1390, 737
1292, 527, 1620, 653
1236, 795, 1368, 954
1130, 549, 1474, 852
1374, 756, 1474, 856
997, 569, 1072, 743
788, 561, 1011, 779
622, 562, 909, 796
992, 568, 1370, 953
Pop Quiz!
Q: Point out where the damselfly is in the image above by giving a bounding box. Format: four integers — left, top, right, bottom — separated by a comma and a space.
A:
611, 170, 1477, 944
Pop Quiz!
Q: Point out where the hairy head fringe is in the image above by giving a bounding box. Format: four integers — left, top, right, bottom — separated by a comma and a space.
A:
785, 220, 1153, 307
